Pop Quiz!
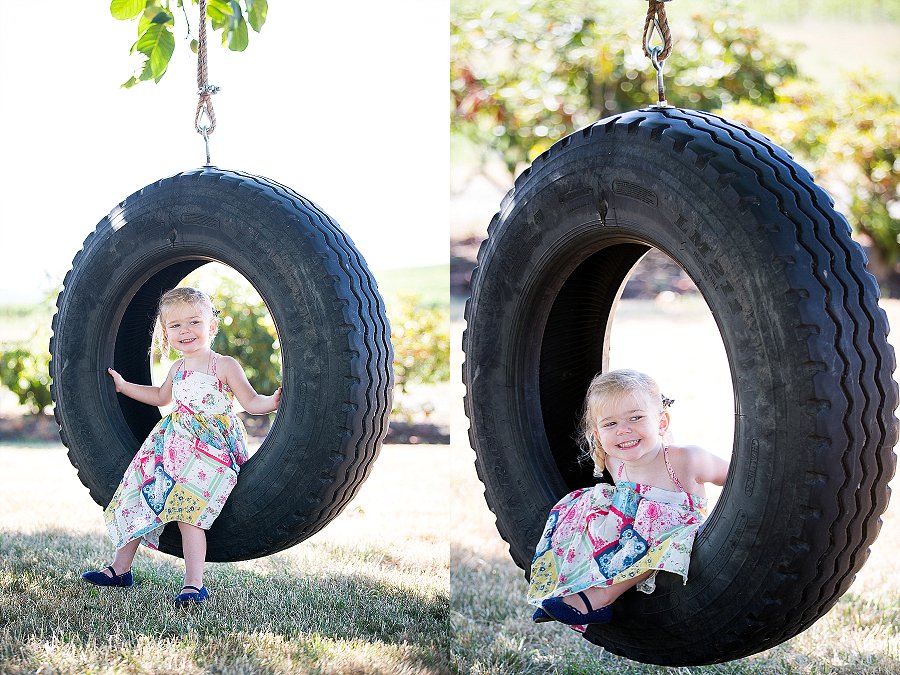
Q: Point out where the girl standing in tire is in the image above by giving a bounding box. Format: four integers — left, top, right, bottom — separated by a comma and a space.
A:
81, 287, 280, 605
528, 369, 728, 628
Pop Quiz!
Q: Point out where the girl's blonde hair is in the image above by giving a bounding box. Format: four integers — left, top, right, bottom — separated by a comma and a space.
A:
579, 369, 671, 477
155, 287, 218, 355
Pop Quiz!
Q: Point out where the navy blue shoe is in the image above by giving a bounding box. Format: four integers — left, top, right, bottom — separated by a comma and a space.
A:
541, 591, 613, 625
174, 585, 209, 607
81, 565, 134, 587
532, 607, 555, 623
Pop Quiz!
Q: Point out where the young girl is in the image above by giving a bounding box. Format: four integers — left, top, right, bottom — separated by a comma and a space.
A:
528, 369, 728, 628
81, 287, 281, 606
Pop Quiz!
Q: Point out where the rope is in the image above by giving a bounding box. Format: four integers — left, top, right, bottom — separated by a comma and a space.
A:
642, 1, 672, 62
194, 0, 218, 137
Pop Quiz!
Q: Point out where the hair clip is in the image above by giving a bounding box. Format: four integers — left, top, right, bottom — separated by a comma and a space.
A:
212, 308, 221, 317
662, 395, 675, 408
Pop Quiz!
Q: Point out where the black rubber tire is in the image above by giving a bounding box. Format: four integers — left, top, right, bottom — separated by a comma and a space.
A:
462, 107, 898, 665
50, 167, 393, 562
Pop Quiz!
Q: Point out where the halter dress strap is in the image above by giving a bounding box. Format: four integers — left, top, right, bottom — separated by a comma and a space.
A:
662, 447, 685, 492
663, 446, 695, 509
209, 353, 228, 393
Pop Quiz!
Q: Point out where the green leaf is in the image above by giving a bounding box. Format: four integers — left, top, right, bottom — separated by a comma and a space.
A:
122, 47, 156, 88
149, 8, 174, 25
207, 0, 232, 30
245, 0, 267, 32
207, 11, 228, 31
223, 12, 249, 51
110, 0, 145, 21
134, 23, 176, 83
138, 7, 174, 35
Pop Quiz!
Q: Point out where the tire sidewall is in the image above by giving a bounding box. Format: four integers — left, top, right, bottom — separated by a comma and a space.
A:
53, 169, 389, 561
465, 115, 822, 640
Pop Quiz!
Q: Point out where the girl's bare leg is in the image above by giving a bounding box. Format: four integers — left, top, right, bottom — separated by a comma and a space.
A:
102, 537, 141, 577
177, 522, 207, 589
562, 570, 654, 612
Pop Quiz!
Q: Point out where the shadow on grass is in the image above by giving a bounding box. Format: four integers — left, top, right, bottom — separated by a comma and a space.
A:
451, 541, 613, 675
1, 529, 449, 673
449, 541, 900, 675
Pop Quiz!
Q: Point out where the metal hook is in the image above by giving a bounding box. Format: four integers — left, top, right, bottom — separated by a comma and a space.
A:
200, 127, 212, 166
196, 103, 213, 135
649, 45, 669, 107
196, 103, 214, 165
641, 4, 673, 108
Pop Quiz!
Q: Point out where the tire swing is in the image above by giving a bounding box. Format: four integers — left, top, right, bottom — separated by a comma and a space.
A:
49, 3, 393, 563
462, 2, 898, 667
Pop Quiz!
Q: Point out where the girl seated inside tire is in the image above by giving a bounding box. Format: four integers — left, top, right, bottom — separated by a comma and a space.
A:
81, 287, 281, 606
528, 369, 728, 629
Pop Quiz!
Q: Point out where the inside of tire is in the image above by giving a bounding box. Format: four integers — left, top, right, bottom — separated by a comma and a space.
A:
538, 242, 734, 497
113, 259, 206, 443
111, 258, 281, 452
538, 242, 649, 487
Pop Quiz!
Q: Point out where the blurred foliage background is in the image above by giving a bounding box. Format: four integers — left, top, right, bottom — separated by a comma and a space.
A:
0, 265, 450, 436
451, 0, 899, 293
0, 346, 51, 415
0, 296, 54, 415
378, 266, 451, 424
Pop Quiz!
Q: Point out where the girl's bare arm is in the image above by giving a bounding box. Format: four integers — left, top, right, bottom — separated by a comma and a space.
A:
692, 446, 730, 487
107, 361, 178, 407
216, 356, 281, 414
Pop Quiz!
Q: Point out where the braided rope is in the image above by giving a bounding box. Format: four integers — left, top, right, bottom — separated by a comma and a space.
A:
194, 0, 217, 136
642, 1, 672, 62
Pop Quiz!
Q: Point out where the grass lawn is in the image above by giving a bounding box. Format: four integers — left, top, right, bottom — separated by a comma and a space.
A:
0, 443, 450, 674
450, 298, 900, 674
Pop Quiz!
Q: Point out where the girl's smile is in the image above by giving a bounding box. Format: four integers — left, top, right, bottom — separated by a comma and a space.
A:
163, 303, 218, 356
595, 392, 669, 466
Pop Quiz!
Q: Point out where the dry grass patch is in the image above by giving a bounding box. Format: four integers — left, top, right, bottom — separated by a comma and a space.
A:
0, 444, 450, 674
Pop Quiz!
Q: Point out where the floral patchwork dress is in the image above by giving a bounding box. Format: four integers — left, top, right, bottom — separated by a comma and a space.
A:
527, 447, 707, 628
104, 355, 249, 549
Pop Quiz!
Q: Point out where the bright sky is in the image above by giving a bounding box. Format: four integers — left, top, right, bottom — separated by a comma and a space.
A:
0, 2, 448, 304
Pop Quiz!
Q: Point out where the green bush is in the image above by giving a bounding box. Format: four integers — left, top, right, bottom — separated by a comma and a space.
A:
209, 276, 281, 396
451, 1, 899, 291
0, 276, 285, 416
0, 347, 51, 414
451, 0, 799, 176
0, 293, 54, 414
389, 294, 451, 394
1, 282, 452, 418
